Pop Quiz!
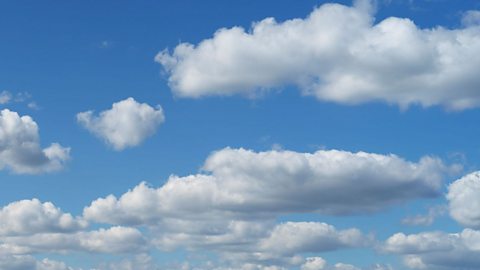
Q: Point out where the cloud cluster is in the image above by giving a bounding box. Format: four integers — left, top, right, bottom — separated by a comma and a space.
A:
80, 147, 455, 267
0, 145, 459, 268
77, 97, 165, 151
157, 1, 480, 110
0, 109, 70, 174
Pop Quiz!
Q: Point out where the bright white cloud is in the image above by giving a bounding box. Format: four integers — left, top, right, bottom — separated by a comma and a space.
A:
383, 229, 480, 270
77, 97, 165, 151
0, 109, 70, 174
0, 199, 87, 236
157, 2, 480, 110
84, 148, 452, 225
447, 171, 480, 228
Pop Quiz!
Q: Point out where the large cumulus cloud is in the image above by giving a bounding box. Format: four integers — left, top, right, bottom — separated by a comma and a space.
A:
157, 1, 480, 110
84, 148, 453, 225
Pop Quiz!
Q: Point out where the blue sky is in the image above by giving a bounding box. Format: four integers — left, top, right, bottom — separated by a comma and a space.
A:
1, 0, 480, 269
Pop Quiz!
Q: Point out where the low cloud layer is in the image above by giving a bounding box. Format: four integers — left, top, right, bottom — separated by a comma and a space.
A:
77, 97, 165, 151
157, 1, 480, 110
0, 109, 70, 174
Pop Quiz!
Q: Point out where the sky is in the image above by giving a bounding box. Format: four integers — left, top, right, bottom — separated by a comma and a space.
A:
1, 0, 480, 269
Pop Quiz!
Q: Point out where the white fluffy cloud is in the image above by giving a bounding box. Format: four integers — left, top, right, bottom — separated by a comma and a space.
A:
157, 1, 480, 110
84, 148, 452, 225
383, 229, 480, 270
0, 199, 87, 236
0, 109, 70, 174
447, 171, 480, 228
0, 226, 146, 255
81, 147, 453, 267
77, 97, 165, 151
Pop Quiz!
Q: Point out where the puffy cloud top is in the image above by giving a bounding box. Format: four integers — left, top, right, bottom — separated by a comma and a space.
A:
157, 1, 480, 110
77, 97, 165, 151
0, 199, 87, 236
0, 109, 70, 174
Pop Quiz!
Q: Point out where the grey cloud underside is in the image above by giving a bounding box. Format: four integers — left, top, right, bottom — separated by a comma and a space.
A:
157, 1, 480, 110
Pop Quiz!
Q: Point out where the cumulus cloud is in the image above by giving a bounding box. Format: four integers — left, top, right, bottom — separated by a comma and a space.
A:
258, 222, 366, 258
0, 199, 87, 236
383, 229, 480, 270
157, 1, 480, 110
84, 148, 452, 226
0, 226, 146, 255
0, 109, 70, 174
77, 97, 165, 151
81, 147, 454, 267
446, 171, 480, 228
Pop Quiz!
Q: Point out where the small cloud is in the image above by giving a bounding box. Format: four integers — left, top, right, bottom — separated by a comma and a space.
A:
14, 91, 32, 102
77, 97, 165, 151
0, 91, 12, 104
99, 40, 113, 49
0, 91, 39, 109
27, 102, 40, 110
